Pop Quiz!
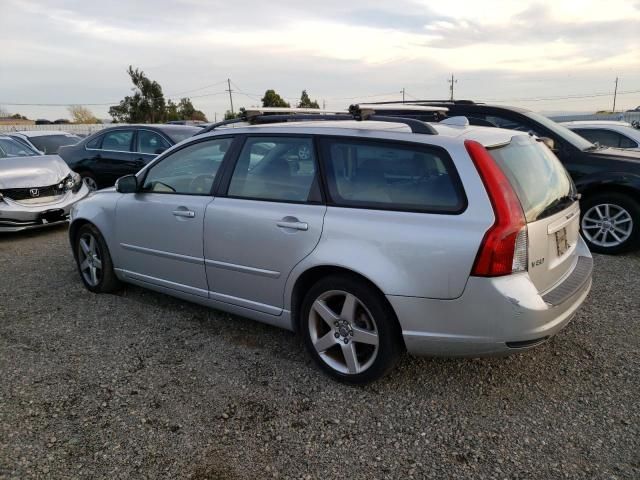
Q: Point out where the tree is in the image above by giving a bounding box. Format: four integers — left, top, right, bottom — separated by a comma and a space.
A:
176, 97, 207, 121
109, 66, 166, 123
261, 89, 290, 108
166, 99, 180, 121
297, 90, 320, 109
224, 107, 246, 121
68, 105, 99, 124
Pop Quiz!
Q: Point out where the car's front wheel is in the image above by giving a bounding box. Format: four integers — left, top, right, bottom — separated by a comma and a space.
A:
580, 192, 640, 254
74, 223, 121, 293
79, 172, 98, 191
301, 275, 403, 384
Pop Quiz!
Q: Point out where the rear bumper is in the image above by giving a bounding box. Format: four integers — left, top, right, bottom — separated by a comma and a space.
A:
389, 237, 593, 357
0, 184, 89, 232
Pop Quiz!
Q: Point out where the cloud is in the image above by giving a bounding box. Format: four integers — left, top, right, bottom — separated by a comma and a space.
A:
1, 0, 639, 120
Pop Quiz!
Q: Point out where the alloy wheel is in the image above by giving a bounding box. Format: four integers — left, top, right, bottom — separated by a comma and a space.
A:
308, 290, 379, 375
83, 176, 98, 191
78, 233, 102, 287
581, 203, 633, 248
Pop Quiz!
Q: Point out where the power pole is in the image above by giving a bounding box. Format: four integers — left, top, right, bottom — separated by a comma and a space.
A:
448, 74, 457, 101
401, 88, 405, 103
322, 99, 326, 110
226, 78, 234, 115
612, 76, 619, 113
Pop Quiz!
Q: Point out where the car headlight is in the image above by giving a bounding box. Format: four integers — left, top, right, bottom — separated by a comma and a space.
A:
59, 172, 82, 193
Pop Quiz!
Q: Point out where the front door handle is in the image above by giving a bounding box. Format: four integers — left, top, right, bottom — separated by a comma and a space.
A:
277, 219, 308, 231
173, 209, 195, 218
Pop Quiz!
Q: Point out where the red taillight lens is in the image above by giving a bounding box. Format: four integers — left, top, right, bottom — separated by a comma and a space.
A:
464, 140, 526, 277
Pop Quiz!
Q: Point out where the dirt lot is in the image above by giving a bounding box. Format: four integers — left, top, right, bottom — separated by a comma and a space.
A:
0, 226, 638, 479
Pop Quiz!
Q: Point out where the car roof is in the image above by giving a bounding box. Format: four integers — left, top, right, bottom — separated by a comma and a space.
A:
560, 120, 633, 127
12, 130, 80, 137
203, 119, 527, 148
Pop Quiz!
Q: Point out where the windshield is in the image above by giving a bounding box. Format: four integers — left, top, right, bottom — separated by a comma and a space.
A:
524, 111, 595, 151
28, 135, 81, 154
0, 138, 40, 158
162, 127, 200, 144
489, 135, 576, 222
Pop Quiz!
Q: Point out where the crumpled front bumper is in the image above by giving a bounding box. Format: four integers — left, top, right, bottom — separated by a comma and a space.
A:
0, 184, 90, 232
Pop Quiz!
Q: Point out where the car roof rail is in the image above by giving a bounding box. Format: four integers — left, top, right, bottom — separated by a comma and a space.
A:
348, 105, 438, 134
197, 105, 439, 135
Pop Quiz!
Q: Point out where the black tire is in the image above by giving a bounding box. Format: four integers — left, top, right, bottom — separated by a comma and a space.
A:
300, 274, 404, 385
78, 171, 98, 191
580, 192, 640, 254
74, 223, 121, 293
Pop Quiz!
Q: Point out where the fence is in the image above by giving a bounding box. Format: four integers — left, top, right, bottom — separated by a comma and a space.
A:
0, 124, 114, 136
549, 112, 640, 124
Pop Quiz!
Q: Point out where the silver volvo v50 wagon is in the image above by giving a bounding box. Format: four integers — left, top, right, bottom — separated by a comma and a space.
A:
69, 116, 592, 383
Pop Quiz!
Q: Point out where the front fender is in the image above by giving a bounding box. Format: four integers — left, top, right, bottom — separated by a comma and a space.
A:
69, 190, 121, 262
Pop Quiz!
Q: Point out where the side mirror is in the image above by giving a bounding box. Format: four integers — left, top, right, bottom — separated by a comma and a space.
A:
154, 147, 167, 155
115, 174, 138, 193
538, 137, 556, 151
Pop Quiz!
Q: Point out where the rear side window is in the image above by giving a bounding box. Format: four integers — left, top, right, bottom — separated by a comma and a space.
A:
101, 130, 133, 152
227, 137, 317, 203
488, 135, 575, 222
319, 138, 466, 213
137, 130, 171, 154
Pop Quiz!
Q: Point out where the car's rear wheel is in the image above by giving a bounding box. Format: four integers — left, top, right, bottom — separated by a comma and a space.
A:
581, 192, 640, 254
74, 224, 121, 293
301, 275, 403, 384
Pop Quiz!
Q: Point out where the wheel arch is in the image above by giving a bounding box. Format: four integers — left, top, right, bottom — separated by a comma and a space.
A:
577, 174, 640, 204
289, 265, 404, 345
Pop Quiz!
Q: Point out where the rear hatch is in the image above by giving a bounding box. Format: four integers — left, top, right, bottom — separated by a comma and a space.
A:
488, 135, 580, 293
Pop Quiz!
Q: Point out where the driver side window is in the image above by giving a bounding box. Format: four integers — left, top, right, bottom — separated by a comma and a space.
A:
142, 138, 233, 195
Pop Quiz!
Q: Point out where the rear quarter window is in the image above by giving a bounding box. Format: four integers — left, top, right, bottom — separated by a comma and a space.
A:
319, 138, 466, 213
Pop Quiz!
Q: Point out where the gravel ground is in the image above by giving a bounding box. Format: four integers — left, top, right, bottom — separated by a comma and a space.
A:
0, 226, 638, 480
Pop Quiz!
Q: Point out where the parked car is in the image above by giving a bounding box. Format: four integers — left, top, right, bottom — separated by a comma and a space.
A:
0, 135, 89, 232
368, 100, 640, 254
6, 130, 81, 155
58, 124, 200, 190
561, 121, 640, 151
68, 114, 592, 383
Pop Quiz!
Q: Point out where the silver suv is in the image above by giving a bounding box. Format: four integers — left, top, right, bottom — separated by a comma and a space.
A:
69, 116, 592, 383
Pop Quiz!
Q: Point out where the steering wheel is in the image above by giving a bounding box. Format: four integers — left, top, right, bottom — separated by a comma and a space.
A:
189, 175, 214, 194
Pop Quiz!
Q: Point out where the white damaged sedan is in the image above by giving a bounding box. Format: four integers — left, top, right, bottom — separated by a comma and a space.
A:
0, 135, 89, 232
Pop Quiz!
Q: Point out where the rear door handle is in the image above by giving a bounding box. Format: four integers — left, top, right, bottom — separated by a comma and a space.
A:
277, 220, 308, 231
173, 210, 195, 218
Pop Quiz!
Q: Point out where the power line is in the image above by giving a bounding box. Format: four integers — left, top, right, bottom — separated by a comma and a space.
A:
485, 89, 640, 103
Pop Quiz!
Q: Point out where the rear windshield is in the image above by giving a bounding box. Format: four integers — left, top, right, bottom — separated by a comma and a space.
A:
162, 127, 201, 144
488, 135, 575, 222
29, 135, 81, 154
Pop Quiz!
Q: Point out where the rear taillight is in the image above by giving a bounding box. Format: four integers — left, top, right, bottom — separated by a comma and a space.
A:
464, 140, 527, 277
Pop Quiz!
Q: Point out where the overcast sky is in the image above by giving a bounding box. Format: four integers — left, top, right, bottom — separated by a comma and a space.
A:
1, 0, 639, 121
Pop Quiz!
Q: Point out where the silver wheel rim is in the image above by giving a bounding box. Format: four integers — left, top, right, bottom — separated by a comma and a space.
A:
78, 233, 102, 287
83, 176, 98, 191
582, 203, 633, 248
308, 290, 379, 375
